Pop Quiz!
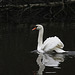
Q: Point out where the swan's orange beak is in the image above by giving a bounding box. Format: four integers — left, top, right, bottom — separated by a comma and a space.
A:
32, 27, 37, 31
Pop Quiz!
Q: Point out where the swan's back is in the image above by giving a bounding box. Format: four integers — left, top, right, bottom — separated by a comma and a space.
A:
41, 36, 64, 52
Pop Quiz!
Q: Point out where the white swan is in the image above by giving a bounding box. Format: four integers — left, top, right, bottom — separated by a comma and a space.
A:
32, 24, 66, 53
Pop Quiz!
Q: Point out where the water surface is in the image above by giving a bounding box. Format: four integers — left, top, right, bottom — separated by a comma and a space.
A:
1, 23, 75, 75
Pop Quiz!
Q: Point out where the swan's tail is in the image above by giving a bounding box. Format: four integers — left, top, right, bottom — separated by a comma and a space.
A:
54, 48, 68, 53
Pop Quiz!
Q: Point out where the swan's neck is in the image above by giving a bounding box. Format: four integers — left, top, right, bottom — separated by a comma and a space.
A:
37, 27, 44, 50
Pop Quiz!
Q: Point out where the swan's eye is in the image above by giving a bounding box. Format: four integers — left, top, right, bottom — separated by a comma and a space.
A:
37, 26, 41, 30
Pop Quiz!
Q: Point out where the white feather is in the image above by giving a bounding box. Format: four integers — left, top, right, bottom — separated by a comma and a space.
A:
42, 36, 64, 52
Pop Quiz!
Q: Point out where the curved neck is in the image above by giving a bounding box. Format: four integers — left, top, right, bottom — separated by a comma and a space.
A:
38, 27, 44, 47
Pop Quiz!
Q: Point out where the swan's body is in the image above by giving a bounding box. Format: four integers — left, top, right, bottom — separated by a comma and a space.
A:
32, 24, 66, 53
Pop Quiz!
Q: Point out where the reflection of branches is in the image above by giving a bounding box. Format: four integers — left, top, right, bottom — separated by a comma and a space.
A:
66, 3, 75, 14
17, 5, 33, 17
43, 1, 68, 20
0, 0, 2, 2
18, 5, 46, 22
16, 5, 33, 24
43, 6, 53, 20
53, 2, 67, 18
50, 6, 53, 14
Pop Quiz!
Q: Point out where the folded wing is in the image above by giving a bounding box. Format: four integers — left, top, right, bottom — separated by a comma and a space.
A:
41, 36, 64, 52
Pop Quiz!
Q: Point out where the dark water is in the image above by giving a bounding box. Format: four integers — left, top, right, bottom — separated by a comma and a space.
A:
1, 23, 75, 75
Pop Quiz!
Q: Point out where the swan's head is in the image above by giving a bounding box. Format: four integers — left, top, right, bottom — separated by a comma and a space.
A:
32, 24, 43, 30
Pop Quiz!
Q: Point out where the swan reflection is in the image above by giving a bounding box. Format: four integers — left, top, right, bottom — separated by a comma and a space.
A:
36, 52, 65, 75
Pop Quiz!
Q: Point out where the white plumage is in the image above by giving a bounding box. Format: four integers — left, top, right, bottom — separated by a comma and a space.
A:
41, 36, 64, 52
32, 24, 66, 53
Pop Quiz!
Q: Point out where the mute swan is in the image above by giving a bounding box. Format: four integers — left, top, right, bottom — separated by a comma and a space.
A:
32, 24, 66, 53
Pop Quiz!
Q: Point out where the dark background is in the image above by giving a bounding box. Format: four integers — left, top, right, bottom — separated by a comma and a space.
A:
0, 0, 75, 75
